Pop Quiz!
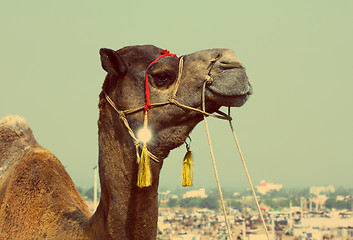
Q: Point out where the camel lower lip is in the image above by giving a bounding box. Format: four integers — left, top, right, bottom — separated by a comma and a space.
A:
207, 88, 250, 107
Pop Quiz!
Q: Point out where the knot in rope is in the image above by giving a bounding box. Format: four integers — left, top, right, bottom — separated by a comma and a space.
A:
168, 95, 177, 103
134, 139, 140, 146
118, 111, 127, 121
205, 75, 213, 85
160, 50, 177, 58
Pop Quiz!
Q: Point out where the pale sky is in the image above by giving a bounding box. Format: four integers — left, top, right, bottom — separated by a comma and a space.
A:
1, 0, 352, 191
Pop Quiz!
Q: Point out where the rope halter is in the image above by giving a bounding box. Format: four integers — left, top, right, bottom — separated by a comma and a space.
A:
104, 50, 232, 162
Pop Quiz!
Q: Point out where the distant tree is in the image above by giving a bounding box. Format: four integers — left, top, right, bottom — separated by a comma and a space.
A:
167, 198, 178, 208
288, 188, 305, 199
200, 196, 219, 210
263, 199, 275, 209
179, 197, 203, 208
325, 198, 336, 209
221, 189, 233, 199
290, 198, 301, 207
207, 189, 220, 199
229, 200, 242, 208
85, 187, 94, 200
299, 187, 310, 197
261, 198, 289, 210
266, 188, 289, 198
337, 200, 351, 210
334, 186, 353, 197
325, 197, 352, 210
276, 199, 291, 209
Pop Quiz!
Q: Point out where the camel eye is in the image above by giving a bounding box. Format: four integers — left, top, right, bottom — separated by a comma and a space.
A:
155, 72, 169, 82
152, 71, 175, 87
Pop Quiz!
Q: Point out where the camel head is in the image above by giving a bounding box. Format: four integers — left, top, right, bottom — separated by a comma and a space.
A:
99, 45, 252, 159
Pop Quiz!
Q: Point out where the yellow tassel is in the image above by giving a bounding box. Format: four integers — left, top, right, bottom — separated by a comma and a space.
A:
182, 146, 193, 187
137, 143, 152, 188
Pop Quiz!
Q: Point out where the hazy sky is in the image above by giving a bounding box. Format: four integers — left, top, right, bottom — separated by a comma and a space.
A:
1, 0, 352, 191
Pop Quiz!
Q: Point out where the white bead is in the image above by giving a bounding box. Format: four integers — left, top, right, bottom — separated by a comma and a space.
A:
137, 126, 152, 143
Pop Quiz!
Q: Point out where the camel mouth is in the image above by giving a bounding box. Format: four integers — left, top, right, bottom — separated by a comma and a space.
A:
204, 59, 252, 107
206, 86, 252, 107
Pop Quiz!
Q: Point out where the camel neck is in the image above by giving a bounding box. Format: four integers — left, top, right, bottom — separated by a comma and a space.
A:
90, 101, 162, 240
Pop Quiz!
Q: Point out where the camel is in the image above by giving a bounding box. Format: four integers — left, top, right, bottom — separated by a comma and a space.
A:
0, 45, 252, 239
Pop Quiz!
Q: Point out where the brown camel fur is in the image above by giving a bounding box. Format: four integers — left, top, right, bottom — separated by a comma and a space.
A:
0, 45, 252, 239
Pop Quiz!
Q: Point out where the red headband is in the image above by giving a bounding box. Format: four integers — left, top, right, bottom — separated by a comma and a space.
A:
144, 50, 178, 111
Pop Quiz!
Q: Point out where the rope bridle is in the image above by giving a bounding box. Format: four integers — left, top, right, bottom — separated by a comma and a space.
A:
104, 50, 231, 162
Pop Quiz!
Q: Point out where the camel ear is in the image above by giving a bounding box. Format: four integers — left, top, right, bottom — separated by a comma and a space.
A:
99, 48, 127, 76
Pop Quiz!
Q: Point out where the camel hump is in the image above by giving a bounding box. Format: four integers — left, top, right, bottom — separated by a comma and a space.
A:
0, 115, 37, 145
0, 115, 29, 132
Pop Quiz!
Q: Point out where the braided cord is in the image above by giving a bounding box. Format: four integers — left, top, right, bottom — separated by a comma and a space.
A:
201, 80, 233, 239
228, 108, 270, 239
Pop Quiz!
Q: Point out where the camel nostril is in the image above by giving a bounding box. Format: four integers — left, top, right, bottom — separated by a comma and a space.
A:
217, 49, 245, 69
219, 61, 243, 70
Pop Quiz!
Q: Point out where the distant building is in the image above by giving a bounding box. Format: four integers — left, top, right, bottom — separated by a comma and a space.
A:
313, 195, 328, 207
183, 188, 208, 199
233, 192, 240, 198
336, 195, 352, 201
336, 195, 345, 201
256, 180, 283, 195
310, 185, 335, 196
